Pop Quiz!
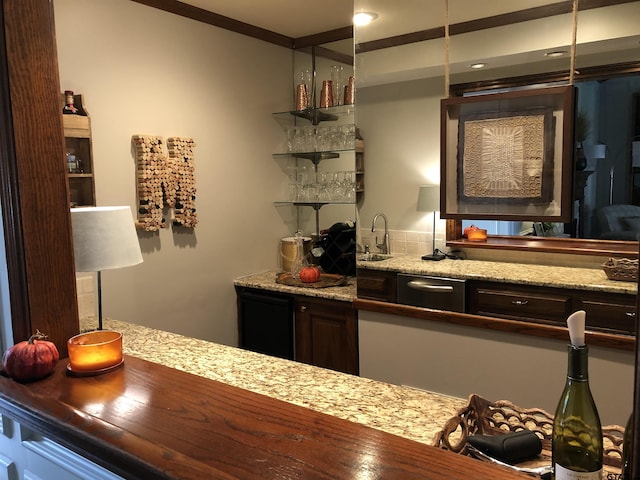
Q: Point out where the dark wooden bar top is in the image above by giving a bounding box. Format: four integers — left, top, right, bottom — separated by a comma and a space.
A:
0, 355, 528, 479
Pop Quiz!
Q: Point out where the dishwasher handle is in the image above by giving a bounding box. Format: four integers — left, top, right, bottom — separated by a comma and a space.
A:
406, 280, 454, 293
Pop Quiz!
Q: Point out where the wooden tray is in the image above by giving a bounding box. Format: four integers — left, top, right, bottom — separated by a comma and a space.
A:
276, 272, 349, 288
432, 394, 624, 478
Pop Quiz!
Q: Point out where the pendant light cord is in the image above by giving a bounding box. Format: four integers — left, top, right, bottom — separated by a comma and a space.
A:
569, 0, 578, 85
443, 0, 579, 89
444, 0, 450, 97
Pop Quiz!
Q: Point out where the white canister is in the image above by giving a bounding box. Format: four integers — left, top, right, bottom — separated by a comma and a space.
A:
280, 236, 312, 272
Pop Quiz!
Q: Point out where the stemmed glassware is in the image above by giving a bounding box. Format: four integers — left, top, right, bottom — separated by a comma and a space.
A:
331, 65, 345, 107
286, 168, 356, 203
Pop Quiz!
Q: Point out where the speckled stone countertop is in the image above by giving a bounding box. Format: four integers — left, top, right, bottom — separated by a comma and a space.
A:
234, 257, 636, 299
81, 317, 465, 447
234, 270, 356, 301
357, 253, 636, 295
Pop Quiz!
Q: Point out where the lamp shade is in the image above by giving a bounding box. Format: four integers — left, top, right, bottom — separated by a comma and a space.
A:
417, 185, 440, 212
71, 206, 143, 272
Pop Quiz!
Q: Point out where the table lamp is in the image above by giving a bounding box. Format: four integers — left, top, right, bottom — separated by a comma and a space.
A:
417, 185, 445, 261
71, 206, 143, 330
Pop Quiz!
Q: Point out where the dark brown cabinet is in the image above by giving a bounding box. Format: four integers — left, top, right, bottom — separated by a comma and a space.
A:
469, 281, 572, 325
356, 268, 397, 303
236, 288, 358, 375
576, 291, 637, 334
295, 296, 358, 375
468, 280, 636, 335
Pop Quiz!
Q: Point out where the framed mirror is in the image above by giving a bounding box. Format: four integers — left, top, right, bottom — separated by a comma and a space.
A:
354, 0, 640, 257
449, 61, 640, 255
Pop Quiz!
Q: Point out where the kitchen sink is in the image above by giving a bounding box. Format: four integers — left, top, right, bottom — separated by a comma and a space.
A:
357, 254, 393, 262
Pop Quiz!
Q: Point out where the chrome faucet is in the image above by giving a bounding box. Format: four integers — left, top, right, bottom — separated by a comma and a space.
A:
371, 213, 390, 254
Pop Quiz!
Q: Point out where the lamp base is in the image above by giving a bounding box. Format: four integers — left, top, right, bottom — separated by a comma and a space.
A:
422, 250, 446, 261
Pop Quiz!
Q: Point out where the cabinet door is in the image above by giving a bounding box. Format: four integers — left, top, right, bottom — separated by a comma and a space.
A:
295, 297, 358, 375
237, 289, 294, 360
356, 269, 397, 303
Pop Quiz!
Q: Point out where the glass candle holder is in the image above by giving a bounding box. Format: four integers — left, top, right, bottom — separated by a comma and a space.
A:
67, 330, 123, 374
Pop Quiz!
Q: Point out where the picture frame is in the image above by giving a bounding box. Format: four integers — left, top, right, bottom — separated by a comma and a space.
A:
441, 85, 575, 222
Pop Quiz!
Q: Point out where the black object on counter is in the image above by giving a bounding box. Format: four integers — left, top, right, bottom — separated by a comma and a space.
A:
319, 222, 356, 276
467, 430, 542, 464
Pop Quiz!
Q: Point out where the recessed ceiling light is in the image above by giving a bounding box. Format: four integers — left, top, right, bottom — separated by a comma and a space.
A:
353, 12, 378, 26
470, 63, 487, 69
545, 50, 568, 58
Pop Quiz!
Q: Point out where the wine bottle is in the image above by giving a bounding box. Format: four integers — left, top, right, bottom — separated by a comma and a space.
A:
622, 413, 633, 479
552, 310, 603, 479
62, 90, 79, 114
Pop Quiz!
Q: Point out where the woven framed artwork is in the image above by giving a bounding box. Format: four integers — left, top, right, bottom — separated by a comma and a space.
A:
459, 108, 553, 204
441, 85, 574, 222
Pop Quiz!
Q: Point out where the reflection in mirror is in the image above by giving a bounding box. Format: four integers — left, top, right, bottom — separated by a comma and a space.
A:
354, 0, 640, 256
458, 68, 640, 242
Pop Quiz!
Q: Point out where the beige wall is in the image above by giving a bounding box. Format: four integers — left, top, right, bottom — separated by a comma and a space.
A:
55, 0, 293, 345
359, 311, 634, 426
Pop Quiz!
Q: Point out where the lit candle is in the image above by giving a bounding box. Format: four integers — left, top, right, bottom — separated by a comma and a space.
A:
67, 331, 123, 373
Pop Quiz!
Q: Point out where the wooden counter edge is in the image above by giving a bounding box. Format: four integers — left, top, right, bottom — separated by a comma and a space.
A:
0, 370, 226, 480
0, 355, 530, 480
354, 298, 635, 351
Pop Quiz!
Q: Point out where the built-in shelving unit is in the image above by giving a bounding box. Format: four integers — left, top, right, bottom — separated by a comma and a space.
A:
272, 105, 360, 234
60, 93, 95, 207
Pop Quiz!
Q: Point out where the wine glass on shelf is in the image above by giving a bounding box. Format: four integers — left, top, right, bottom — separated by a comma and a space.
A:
317, 171, 331, 202
343, 171, 356, 202
300, 126, 316, 152
329, 171, 344, 201
331, 65, 344, 107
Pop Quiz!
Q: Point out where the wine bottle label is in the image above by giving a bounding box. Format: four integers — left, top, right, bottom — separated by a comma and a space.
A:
555, 463, 602, 480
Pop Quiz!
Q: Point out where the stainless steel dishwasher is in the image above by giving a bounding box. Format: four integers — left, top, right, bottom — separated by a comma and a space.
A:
397, 274, 466, 312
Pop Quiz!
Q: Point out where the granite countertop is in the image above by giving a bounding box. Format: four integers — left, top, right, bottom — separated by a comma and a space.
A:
234, 256, 636, 300
81, 317, 465, 447
234, 270, 357, 301
357, 253, 637, 295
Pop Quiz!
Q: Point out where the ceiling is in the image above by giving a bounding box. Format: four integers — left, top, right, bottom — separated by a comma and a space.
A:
177, 0, 352, 39
177, 1, 565, 40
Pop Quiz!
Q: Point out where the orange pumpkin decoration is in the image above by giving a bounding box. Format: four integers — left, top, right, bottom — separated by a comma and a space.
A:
2, 330, 59, 381
300, 266, 321, 283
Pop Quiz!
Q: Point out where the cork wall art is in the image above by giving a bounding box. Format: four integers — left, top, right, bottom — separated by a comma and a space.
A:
132, 134, 198, 231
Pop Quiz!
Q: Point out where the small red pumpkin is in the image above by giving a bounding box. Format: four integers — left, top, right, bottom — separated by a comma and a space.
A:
299, 265, 321, 283
2, 330, 59, 381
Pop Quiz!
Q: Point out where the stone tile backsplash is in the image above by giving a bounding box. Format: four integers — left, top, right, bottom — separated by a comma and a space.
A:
359, 228, 445, 255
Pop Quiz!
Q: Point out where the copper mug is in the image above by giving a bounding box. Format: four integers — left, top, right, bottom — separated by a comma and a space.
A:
320, 80, 333, 108
295, 84, 308, 111
344, 76, 355, 105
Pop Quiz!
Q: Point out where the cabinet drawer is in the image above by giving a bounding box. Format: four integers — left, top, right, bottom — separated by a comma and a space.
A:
577, 293, 637, 334
356, 269, 397, 303
470, 282, 571, 325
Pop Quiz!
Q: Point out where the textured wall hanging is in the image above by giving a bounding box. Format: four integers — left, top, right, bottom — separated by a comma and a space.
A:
167, 137, 197, 228
132, 134, 198, 231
